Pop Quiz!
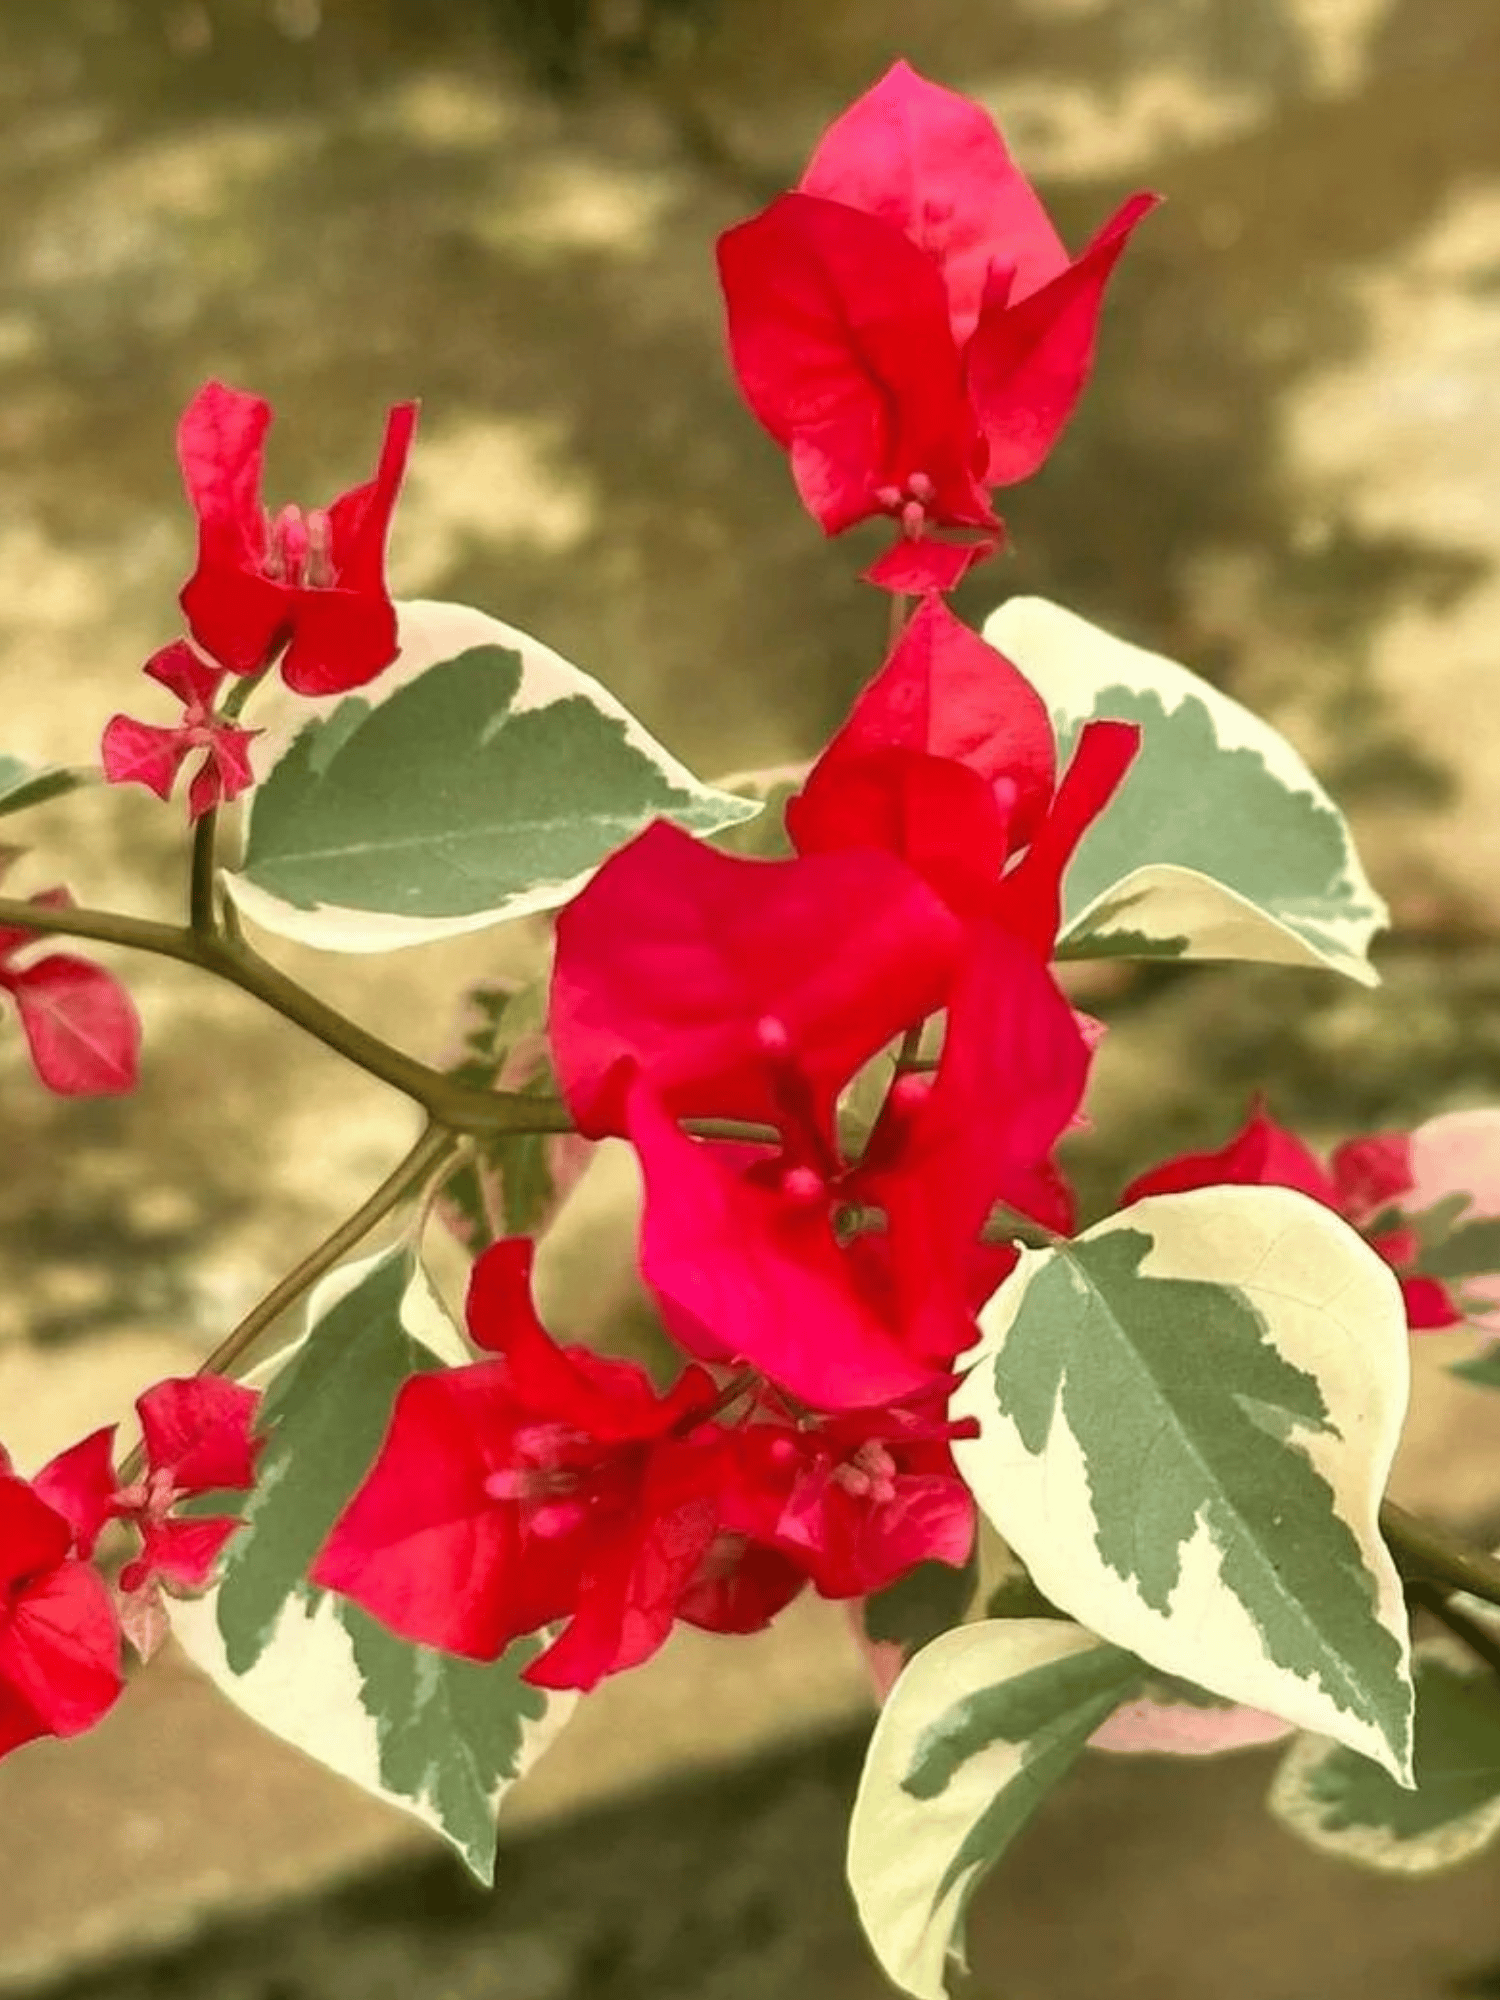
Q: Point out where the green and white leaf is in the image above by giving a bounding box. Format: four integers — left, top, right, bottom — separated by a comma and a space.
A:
708, 759, 808, 860
983, 596, 1387, 984
1271, 1620, 1500, 1872
862, 1553, 982, 1671
0, 753, 90, 819
437, 978, 593, 1252
848, 1619, 1140, 2000
952, 1186, 1414, 1780
223, 600, 758, 952
169, 1245, 574, 1881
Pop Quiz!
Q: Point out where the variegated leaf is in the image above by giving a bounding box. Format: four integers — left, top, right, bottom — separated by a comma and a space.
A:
983, 597, 1387, 983
708, 759, 808, 860
0, 754, 90, 819
169, 1247, 574, 1880
848, 1619, 1140, 2000
1271, 1622, 1500, 1872
436, 978, 593, 1252
952, 1186, 1414, 1780
223, 600, 758, 952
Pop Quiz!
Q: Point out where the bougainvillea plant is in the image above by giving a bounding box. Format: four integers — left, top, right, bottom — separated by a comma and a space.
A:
9, 56, 1500, 1994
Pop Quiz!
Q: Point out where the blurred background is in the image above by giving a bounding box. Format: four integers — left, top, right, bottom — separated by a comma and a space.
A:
3, 1, 1500, 1994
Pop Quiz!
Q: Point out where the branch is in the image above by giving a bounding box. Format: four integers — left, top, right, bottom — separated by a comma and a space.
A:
1382, 1499, 1500, 1609
117, 1121, 458, 1482
1408, 1579, 1500, 1680
189, 807, 219, 937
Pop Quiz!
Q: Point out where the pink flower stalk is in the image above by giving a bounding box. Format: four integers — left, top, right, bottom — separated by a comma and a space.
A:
717, 61, 1157, 589
101, 641, 260, 822
177, 381, 417, 695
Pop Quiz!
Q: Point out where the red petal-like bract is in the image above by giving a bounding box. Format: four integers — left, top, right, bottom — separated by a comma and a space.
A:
1329, 1132, 1416, 1223
100, 716, 192, 803
717, 192, 993, 539
1124, 1103, 1336, 1209
549, 820, 962, 1138
800, 59, 1069, 346
32, 1427, 118, 1558
723, 1405, 975, 1600
177, 381, 416, 695
863, 534, 998, 594
630, 1081, 940, 1410
966, 193, 1161, 487
789, 747, 1011, 920
8, 953, 140, 1096
1126, 1103, 1464, 1334
989, 717, 1141, 953
102, 641, 260, 823
313, 1241, 722, 1689
716, 61, 1154, 583
861, 925, 1092, 1365
791, 596, 1057, 860
136, 1377, 261, 1494
0, 1475, 122, 1761
121, 1515, 242, 1595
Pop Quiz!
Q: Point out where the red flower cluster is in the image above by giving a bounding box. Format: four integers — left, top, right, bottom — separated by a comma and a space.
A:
717, 61, 1157, 590
0, 1378, 261, 1762
1126, 1102, 1461, 1331
316, 592, 1138, 1689
101, 380, 418, 824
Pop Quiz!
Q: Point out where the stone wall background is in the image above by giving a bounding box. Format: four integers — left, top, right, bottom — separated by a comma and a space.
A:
4, 2, 1500, 1994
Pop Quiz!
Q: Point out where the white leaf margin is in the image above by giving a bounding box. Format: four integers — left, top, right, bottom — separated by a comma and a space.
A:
222, 598, 759, 953
983, 595, 1388, 985
952, 1185, 1415, 1781
848, 1619, 1131, 2000
168, 1246, 577, 1848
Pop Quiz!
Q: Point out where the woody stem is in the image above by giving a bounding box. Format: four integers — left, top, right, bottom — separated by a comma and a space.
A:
0, 893, 775, 1145
1407, 1579, 1500, 1680
189, 806, 219, 937
117, 1121, 457, 1484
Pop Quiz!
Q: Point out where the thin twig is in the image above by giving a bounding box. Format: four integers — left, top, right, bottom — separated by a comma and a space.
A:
0, 893, 775, 1145
189, 806, 219, 937
117, 1121, 457, 1482
1382, 1499, 1500, 1610
1408, 1579, 1500, 1680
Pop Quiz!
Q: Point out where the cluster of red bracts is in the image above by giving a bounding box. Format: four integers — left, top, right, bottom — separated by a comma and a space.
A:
313, 596, 1143, 1690
100, 380, 418, 825
716, 61, 1157, 592
0, 1380, 259, 1759
1124, 1101, 1463, 1331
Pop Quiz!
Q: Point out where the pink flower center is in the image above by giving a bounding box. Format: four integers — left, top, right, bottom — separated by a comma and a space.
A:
264, 504, 335, 589
832, 1440, 899, 1505
115, 1467, 180, 1528
873, 471, 936, 539
482, 1421, 637, 1541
